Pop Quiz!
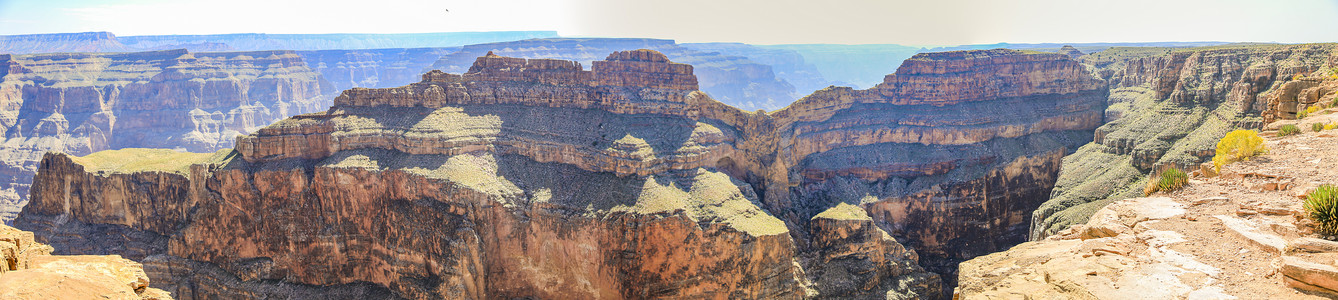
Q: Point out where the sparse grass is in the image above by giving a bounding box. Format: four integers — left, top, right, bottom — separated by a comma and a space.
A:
1305, 185, 1338, 236
1213, 130, 1267, 172
813, 203, 872, 221
70, 148, 233, 175
1280, 124, 1302, 136
1143, 167, 1188, 196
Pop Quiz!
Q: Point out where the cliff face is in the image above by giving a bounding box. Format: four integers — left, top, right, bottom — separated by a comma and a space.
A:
16, 48, 1104, 299
428, 38, 799, 111
767, 49, 1106, 286
0, 49, 333, 223
1032, 43, 1338, 239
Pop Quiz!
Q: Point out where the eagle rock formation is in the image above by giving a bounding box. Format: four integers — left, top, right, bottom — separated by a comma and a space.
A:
17, 48, 1105, 299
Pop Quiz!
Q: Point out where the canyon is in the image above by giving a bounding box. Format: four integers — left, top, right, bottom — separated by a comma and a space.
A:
0, 48, 334, 223
1032, 43, 1338, 240
13, 47, 1104, 298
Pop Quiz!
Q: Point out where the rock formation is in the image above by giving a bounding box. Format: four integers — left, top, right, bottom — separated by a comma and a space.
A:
1032, 43, 1338, 239
0, 49, 333, 222
427, 38, 800, 111
17, 48, 1105, 298
0, 223, 172, 299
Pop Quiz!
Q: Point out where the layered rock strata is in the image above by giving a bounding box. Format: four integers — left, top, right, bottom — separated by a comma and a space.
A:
766, 49, 1106, 288
0, 223, 172, 299
428, 38, 799, 111
1032, 43, 1338, 239
0, 49, 333, 222
18, 48, 1105, 298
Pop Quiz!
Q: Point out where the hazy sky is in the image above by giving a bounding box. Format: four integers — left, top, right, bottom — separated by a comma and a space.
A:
1, 0, 1335, 45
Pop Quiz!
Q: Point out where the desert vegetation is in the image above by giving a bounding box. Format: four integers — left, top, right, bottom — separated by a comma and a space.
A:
1305, 185, 1338, 236
1143, 167, 1188, 196
1212, 130, 1267, 172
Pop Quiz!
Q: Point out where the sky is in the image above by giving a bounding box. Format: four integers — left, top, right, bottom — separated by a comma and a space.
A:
0, 0, 1335, 45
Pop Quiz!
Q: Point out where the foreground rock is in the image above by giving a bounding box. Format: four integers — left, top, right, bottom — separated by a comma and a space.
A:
0, 224, 171, 300
0, 49, 335, 223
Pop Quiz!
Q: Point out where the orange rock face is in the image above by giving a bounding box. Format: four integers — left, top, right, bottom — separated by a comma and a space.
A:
18, 48, 1106, 299
0, 224, 171, 300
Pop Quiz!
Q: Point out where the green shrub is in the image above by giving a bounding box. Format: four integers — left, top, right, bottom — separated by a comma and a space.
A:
1143, 168, 1188, 196
1298, 109, 1309, 120
1213, 130, 1267, 172
1280, 124, 1302, 136
1305, 185, 1338, 236
1316, 123, 1326, 132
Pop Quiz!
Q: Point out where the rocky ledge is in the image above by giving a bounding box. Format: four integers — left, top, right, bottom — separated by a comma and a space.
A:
0, 224, 171, 299
959, 121, 1338, 299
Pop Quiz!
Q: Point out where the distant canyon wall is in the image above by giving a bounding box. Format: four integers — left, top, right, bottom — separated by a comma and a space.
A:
0, 49, 334, 222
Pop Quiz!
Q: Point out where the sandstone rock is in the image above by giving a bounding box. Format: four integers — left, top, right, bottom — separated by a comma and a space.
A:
1216, 215, 1288, 254
0, 224, 170, 300
1290, 238, 1338, 253
1282, 256, 1338, 293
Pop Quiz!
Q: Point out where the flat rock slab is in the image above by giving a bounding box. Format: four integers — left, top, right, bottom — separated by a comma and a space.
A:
1215, 215, 1288, 254
1282, 256, 1338, 293
1291, 238, 1338, 253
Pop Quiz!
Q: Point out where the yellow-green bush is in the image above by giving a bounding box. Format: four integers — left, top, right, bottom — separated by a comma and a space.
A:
1305, 185, 1338, 236
1280, 124, 1302, 136
1144, 168, 1189, 196
1315, 122, 1326, 132
1213, 129, 1267, 172
1298, 109, 1310, 120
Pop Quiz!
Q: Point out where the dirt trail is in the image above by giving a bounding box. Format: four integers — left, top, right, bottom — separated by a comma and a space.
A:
955, 111, 1338, 299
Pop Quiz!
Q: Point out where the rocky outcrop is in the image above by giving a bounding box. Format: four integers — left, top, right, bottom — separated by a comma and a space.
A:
767, 49, 1106, 289
18, 48, 1105, 298
428, 38, 799, 111
0, 49, 334, 222
1032, 43, 1338, 239
0, 224, 171, 299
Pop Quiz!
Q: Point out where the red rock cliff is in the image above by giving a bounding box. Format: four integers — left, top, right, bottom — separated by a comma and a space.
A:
18, 48, 1105, 299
